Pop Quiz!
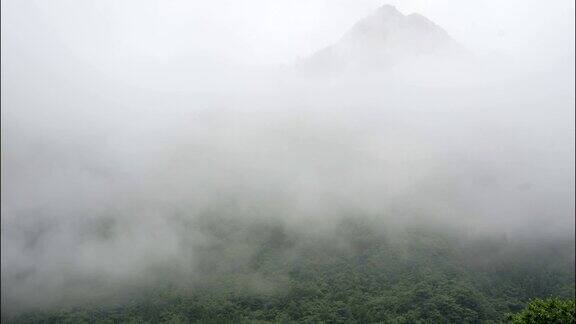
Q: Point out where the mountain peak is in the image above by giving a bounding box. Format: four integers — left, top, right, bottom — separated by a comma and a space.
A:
376, 4, 402, 16
297, 5, 463, 76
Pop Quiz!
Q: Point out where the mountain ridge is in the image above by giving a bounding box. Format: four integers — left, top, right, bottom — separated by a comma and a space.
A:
297, 4, 464, 76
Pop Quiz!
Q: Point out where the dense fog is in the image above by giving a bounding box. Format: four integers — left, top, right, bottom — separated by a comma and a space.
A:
1, 0, 574, 315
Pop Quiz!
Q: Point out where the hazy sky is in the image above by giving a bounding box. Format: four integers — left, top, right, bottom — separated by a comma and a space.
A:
3, 0, 574, 68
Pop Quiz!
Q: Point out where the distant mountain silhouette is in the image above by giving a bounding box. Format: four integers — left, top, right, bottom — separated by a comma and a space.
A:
297, 5, 464, 76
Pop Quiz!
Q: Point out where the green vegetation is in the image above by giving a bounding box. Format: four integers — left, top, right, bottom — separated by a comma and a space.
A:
506, 298, 575, 323
4, 219, 575, 323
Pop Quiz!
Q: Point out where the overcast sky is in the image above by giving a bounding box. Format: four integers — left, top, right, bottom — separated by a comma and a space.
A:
3, 0, 574, 69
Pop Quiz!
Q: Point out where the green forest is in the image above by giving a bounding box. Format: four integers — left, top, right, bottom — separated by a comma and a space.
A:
5, 217, 574, 323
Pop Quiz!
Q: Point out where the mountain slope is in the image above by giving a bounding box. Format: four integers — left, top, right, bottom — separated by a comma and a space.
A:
297, 5, 464, 76
5, 219, 574, 323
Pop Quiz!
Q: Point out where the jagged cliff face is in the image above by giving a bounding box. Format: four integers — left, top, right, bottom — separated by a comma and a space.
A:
298, 5, 463, 75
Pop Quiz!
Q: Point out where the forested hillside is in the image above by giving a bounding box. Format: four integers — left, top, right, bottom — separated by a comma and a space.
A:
6, 218, 574, 323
